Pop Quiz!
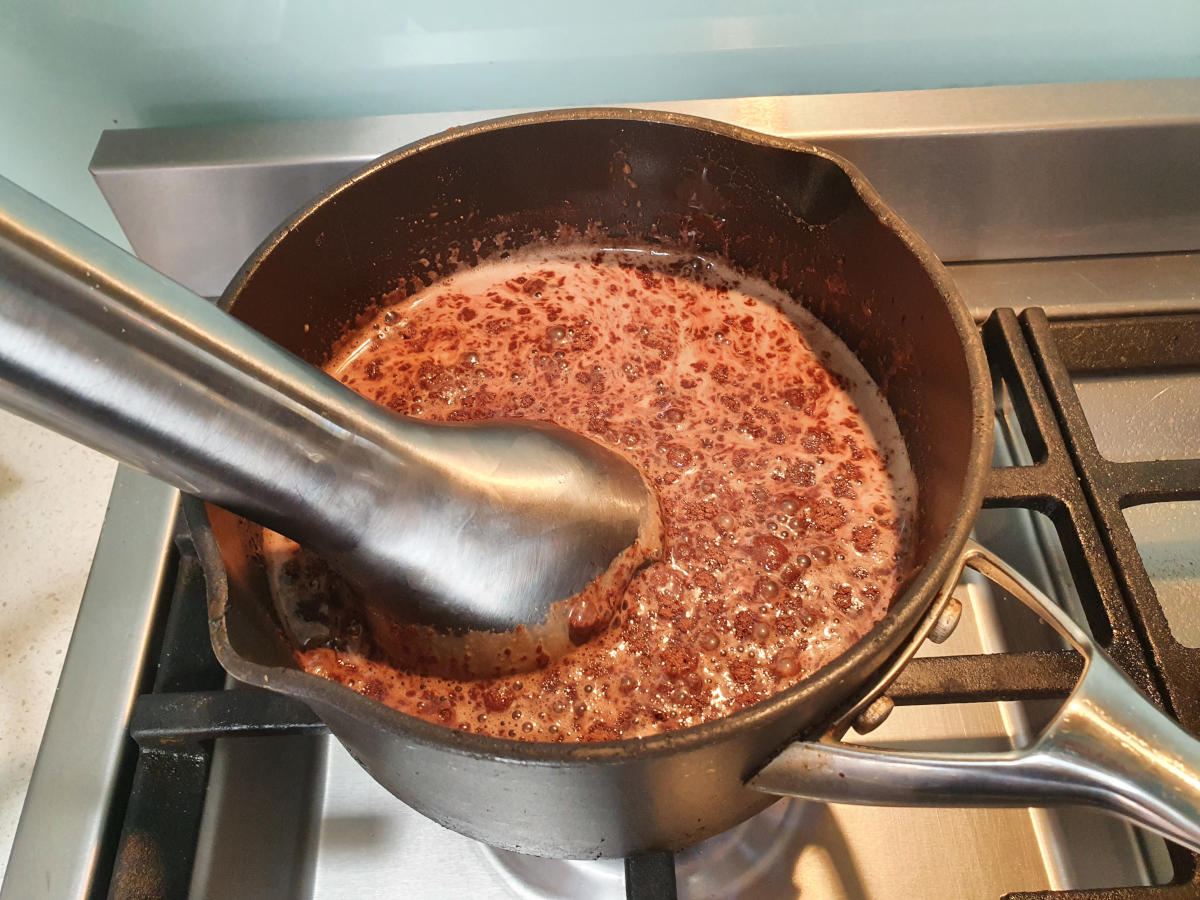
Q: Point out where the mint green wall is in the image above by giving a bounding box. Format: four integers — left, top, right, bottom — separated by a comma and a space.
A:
3, 2, 1198, 246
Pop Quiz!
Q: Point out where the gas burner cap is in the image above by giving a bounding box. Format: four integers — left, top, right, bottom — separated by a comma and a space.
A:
480, 798, 810, 898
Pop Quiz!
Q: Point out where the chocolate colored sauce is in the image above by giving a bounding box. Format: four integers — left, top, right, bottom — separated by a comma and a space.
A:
267, 247, 916, 742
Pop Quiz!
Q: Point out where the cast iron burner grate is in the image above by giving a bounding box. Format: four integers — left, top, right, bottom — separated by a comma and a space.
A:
101, 309, 1200, 900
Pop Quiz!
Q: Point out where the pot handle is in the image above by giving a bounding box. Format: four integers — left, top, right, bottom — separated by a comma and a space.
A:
750, 539, 1200, 853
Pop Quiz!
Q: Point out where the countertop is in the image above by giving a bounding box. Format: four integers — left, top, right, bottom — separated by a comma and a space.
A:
0, 411, 115, 882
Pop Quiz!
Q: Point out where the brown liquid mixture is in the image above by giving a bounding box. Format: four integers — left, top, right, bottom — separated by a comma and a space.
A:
269, 247, 915, 741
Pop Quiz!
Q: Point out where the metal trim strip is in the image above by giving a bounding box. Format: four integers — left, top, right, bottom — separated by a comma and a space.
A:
0, 470, 179, 900
90, 79, 1200, 299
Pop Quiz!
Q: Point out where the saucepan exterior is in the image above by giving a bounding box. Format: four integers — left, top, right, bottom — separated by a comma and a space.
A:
189, 109, 992, 857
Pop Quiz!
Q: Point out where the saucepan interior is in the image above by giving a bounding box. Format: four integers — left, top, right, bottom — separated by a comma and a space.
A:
193, 109, 991, 856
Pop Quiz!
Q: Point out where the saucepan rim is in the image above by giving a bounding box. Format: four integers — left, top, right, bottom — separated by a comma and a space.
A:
200, 107, 994, 768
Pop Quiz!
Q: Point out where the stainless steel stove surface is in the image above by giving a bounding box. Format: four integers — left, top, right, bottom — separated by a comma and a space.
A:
4, 80, 1199, 899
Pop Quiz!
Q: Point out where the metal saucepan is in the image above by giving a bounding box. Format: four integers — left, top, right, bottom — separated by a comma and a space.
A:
187, 108, 1200, 858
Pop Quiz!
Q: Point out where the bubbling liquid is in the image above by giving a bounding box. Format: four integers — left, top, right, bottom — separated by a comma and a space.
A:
267, 247, 916, 741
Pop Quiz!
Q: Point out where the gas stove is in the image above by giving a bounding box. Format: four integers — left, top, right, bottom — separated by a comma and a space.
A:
3, 80, 1199, 899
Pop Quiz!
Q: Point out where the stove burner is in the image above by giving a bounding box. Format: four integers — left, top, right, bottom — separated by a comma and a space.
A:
481, 799, 810, 899
92, 310, 1200, 899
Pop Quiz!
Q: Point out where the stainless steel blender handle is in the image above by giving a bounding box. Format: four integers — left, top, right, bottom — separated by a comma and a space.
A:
0, 174, 411, 555
0, 176, 657, 635
751, 540, 1200, 853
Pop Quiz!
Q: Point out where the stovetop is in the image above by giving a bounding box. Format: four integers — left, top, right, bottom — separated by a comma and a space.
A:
3, 80, 1199, 899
